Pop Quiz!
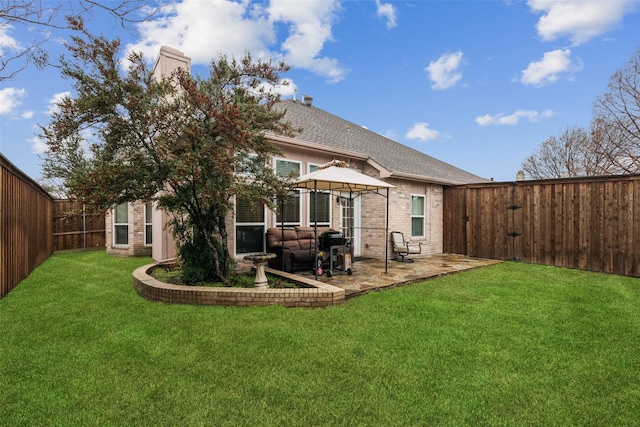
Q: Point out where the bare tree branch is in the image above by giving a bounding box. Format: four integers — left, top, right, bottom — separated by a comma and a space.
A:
593, 46, 640, 175
522, 46, 640, 179
0, 0, 163, 81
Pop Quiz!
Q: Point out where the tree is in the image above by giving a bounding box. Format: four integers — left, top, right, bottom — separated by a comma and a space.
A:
522, 126, 600, 179
41, 27, 295, 284
522, 46, 640, 179
40, 133, 90, 198
1, 0, 157, 81
592, 46, 640, 174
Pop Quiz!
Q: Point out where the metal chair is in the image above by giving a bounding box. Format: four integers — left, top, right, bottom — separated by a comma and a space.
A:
390, 231, 421, 262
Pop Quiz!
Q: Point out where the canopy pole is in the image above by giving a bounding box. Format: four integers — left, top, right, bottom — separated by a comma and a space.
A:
313, 180, 318, 280
385, 186, 389, 274
281, 197, 285, 272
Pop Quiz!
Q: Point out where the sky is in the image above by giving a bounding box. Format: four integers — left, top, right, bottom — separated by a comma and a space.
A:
1, 0, 639, 183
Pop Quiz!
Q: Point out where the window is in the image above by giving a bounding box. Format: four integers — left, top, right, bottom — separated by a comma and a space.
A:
275, 159, 301, 226
309, 191, 331, 226
235, 197, 265, 254
113, 202, 129, 245
308, 163, 330, 226
277, 191, 301, 225
411, 195, 425, 238
276, 159, 301, 178
144, 201, 153, 246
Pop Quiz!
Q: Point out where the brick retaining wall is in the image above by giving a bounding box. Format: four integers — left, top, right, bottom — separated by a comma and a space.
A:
132, 265, 346, 307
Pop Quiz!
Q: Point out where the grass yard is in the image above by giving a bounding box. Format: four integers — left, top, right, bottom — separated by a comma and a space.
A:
1, 251, 639, 426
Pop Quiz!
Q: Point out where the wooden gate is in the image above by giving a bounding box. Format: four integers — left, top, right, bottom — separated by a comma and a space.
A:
443, 175, 640, 277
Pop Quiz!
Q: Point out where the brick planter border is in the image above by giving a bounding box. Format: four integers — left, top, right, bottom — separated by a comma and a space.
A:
133, 264, 345, 307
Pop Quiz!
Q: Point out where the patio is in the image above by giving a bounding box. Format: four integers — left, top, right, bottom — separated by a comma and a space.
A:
296, 253, 503, 297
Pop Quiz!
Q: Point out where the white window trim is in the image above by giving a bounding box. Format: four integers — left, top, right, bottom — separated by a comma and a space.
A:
274, 158, 302, 226
308, 190, 332, 227
411, 194, 425, 239
113, 202, 129, 247
307, 163, 331, 227
275, 190, 302, 227
307, 163, 319, 174
274, 157, 302, 179
144, 201, 153, 247
234, 198, 267, 256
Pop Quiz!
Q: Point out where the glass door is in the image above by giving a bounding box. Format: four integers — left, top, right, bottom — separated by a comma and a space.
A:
340, 193, 360, 257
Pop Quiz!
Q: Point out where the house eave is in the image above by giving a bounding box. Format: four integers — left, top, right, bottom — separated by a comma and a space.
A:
366, 158, 468, 186
266, 134, 369, 161
389, 171, 471, 186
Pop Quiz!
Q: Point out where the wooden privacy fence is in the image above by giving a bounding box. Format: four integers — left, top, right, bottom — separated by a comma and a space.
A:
443, 175, 640, 278
53, 200, 105, 252
1, 154, 54, 298
1, 154, 107, 298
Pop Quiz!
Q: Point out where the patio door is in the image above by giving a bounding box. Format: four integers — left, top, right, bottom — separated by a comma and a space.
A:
340, 193, 360, 257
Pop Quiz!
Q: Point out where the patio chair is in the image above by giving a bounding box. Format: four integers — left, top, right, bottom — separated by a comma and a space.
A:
390, 231, 421, 262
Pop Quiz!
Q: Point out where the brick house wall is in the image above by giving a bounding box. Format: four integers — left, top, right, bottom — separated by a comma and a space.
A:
134, 153, 445, 265
105, 201, 152, 257
357, 163, 444, 260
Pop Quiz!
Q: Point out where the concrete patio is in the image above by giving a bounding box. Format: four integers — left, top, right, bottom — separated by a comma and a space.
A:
296, 253, 503, 297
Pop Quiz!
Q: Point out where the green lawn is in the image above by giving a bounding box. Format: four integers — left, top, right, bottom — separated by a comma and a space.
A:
1, 251, 639, 426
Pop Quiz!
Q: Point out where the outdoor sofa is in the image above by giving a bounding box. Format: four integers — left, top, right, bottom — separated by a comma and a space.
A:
266, 226, 329, 273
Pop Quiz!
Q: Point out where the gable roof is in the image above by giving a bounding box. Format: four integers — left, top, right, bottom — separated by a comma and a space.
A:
273, 100, 488, 185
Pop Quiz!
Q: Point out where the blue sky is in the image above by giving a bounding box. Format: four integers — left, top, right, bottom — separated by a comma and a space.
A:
1, 0, 639, 183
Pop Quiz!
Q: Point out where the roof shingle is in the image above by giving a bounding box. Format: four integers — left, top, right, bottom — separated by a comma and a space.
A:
274, 100, 488, 185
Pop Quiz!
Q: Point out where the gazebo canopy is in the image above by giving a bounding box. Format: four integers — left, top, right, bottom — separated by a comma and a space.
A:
292, 161, 395, 193
288, 160, 395, 277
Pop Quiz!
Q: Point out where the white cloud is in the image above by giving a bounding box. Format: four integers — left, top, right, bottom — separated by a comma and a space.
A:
0, 87, 26, 115
0, 25, 21, 57
406, 122, 442, 141
126, 0, 346, 83
28, 136, 48, 154
258, 77, 297, 98
127, 1, 273, 63
425, 51, 464, 90
528, 0, 636, 45
46, 91, 71, 115
269, 0, 345, 82
21, 110, 34, 119
375, 0, 398, 29
475, 109, 554, 126
520, 49, 582, 86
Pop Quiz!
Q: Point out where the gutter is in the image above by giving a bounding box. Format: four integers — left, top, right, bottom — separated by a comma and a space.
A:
366, 158, 470, 186
267, 134, 369, 161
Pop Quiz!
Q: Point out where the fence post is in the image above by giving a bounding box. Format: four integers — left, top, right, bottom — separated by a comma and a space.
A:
83, 203, 87, 250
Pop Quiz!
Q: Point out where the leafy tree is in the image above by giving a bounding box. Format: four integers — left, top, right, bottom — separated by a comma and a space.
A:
41, 26, 295, 283
40, 133, 90, 198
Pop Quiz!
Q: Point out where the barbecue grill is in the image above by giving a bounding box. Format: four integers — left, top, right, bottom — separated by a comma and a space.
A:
319, 230, 346, 250
317, 230, 352, 276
